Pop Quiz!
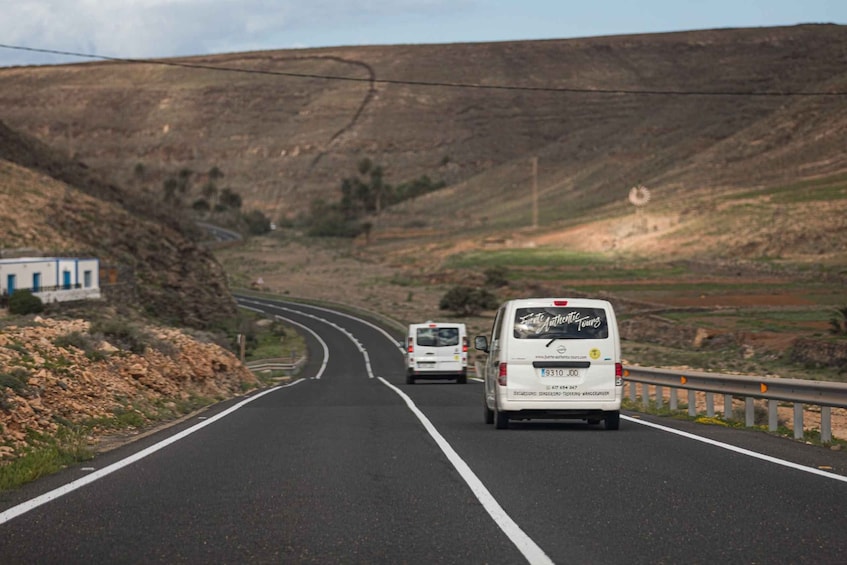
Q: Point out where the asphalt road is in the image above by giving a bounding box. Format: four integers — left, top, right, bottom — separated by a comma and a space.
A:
1, 295, 846, 564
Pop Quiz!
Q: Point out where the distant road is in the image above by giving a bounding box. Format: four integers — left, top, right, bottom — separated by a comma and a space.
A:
196, 221, 241, 243
1, 295, 846, 563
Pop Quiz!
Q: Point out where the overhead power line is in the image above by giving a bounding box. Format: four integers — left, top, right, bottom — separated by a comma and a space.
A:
1, 42, 846, 97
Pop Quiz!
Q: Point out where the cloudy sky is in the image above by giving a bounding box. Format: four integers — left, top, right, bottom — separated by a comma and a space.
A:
1, 0, 845, 67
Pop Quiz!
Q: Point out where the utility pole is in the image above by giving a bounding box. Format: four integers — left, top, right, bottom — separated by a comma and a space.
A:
531, 156, 538, 229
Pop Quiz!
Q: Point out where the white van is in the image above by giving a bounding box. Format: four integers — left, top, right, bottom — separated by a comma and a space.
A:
474, 298, 622, 429
406, 321, 468, 384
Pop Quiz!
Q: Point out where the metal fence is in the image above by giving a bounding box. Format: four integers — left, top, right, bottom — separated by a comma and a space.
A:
246, 357, 306, 374
623, 365, 847, 443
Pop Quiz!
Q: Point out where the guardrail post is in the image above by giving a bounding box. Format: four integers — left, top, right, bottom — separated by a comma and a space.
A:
793, 404, 804, 440
669, 387, 678, 410
723, 394, 733, 420
641, 383, 650, 409
821, 407, 832, 444
705, 392, 715, 417
768, 400, 778, 432
745, 398, 755, 427
688, 390, 696, 417
628, 380, 637, 403
655, 385, 664, 409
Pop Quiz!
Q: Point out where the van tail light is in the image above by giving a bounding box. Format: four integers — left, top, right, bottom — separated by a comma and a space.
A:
462, 336, 468, 353
498, 362, 508, 386
407, 337, 414, 354
615, 363, 623, 386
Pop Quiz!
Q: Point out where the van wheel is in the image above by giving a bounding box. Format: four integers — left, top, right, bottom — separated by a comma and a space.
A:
604, 411, 620, 430
494, 406, 509, 429
457, 374, 467, 384
406, 372, 415, 385
484, 403, 494, 424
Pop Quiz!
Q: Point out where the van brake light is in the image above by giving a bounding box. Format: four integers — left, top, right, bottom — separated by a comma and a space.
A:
407, 337, 414, 354
498, 362, 507, 386
554, 300, 568, 306
615, 363, 623, 386
462, 336, 468, 353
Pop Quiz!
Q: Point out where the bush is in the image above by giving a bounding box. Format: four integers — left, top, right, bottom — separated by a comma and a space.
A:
830, 306, 847, 335
439, 286, 499, 316
8, 290, 44, 315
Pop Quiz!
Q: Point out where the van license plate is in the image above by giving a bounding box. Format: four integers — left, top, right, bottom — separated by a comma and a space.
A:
541, 368, 582, 378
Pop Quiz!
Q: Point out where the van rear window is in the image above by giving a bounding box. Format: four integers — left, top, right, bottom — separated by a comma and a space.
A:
416, 327, 460, 347
513, 307, 609, 340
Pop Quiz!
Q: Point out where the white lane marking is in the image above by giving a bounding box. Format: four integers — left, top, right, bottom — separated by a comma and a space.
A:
241, 303, 331, 379
238, 296, 405, 352
0, 380, 306, 526
273, 314, 330, 380
378, 377, 553, 565
252, 299, 551, 564
241, 299, 374, 379
622, 415, 847, 483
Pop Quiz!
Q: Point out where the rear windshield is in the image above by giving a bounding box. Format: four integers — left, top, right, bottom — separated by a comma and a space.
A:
513, 307, 609, 340
416, 327, 460, 347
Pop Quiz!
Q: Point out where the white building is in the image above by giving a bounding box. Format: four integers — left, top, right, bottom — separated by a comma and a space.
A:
0, 257, 101, 303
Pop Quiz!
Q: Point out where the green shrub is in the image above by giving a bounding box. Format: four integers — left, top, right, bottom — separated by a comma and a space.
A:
8, 290, 44, 315
90, 319, 150, 355
439, 286, 499, 316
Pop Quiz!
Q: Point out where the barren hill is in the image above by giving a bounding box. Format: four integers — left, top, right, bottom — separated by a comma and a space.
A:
1, 23, 845, 247
0, 121, 236, 328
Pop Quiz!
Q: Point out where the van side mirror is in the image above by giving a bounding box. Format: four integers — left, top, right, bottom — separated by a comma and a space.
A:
474, 335, 489, 352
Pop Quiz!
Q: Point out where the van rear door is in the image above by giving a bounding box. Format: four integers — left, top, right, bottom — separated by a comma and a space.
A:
506, 302, 617, 402
414, 325, 464, 373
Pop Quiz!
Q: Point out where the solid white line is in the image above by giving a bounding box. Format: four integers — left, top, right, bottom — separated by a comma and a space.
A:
378, 377, 553, 565
273, 314, 330, 380
246, 298, 553, 562
0, 380, 305, 526
621, 415, 847, 483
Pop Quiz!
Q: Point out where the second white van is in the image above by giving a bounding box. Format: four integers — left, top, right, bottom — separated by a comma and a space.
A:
474, 298, 623, 429
406, 321, 468, 384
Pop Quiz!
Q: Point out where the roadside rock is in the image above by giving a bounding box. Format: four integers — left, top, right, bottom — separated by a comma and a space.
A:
0, 316, 258, 461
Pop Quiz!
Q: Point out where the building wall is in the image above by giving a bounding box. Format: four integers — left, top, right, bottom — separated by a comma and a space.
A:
0, 257, 101, 302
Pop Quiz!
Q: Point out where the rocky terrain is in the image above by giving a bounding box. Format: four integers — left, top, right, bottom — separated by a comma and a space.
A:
0, 313, 256, 462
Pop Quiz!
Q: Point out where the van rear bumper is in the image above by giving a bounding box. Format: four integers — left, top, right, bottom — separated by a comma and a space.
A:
407, 368, 467, 379
499, 398, 621, 415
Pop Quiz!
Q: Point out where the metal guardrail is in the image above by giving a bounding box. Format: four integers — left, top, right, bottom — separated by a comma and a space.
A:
623, 365, 847, 443
246, 357, 305, 373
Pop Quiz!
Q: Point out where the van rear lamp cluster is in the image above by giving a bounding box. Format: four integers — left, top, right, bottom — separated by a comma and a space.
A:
407, 337, 414, 353
462, 336, 468, 353
498, 362, 508, 386
615, 363, 623, 386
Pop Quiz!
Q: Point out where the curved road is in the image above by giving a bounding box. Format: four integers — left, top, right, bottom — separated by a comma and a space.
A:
1, 295, 846, 564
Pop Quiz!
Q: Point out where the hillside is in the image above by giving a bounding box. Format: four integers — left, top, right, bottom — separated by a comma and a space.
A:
0, 121, 236, 329
0, 24, 845, 242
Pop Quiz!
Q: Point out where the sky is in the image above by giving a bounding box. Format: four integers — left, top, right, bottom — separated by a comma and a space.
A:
0, 0, 845, 67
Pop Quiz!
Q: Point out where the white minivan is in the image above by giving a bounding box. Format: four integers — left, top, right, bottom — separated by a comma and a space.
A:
474, 298, 623, 429
406, 321, 468, 384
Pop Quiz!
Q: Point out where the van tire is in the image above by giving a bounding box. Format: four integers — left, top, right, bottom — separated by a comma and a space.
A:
484, 403, 494, 424
494, 405, 509, 429
604, 411, 620, 430
406, 372, 415, 385
457, 374, 467, 384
